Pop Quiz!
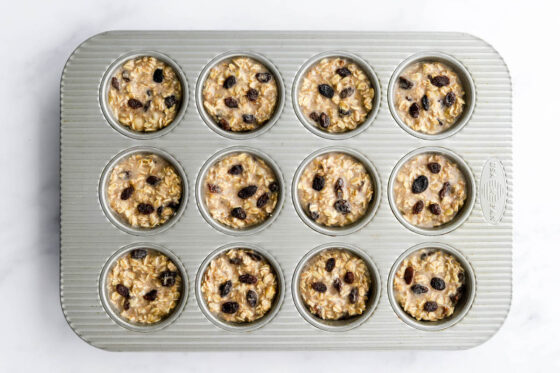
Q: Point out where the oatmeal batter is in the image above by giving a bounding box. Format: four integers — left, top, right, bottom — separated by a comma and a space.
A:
201, 248, 278, 323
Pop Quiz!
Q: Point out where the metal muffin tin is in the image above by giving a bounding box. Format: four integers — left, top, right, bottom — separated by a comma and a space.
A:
60, 31, 512, 351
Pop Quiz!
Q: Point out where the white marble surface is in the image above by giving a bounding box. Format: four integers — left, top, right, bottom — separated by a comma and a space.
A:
0, 0, 558, 371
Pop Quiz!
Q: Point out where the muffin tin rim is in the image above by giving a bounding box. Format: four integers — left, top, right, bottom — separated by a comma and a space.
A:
291, 146, 382, 236
194, 242, 286, 333
98, 242, 189, 333
291, 242, 382, 332
387, 146, 477, 236
99, 50, 190, 140
98, 146, 189, 236
194, 50, 286, 140
387, 50, 476, 140
386, 241, 476, 331
194, 145, 285, 236
291, 50, 382, 140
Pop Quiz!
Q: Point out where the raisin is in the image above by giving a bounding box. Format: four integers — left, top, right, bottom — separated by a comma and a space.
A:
408, 102, 420, 118
120, 186, 134, 200
228, 164, 243, 175
411, 284, 428, 294
427, 162, 441, 174
223, 75, 236, 89
398, 77, 413, 89
157, 206, 164, 216
111, 77, 120, 90
430, 277, 446, 291
439, 182, 451, 199
130, 249, 147, 260
429, 203, 442, 215
231, 207, 246, 219
336, 67, 352, 77
334, 178, 344, 194
255, 72, 272, 83
412, 175, 429, 194
143, 289, 157, 301
310, 211, 320, 221
421, 94, 430, 111
143, 100, 151, 112
256, 193, 270, 208
146, 175, 161, 186
208, 183, 222, 193
224, 97, 238, 108
164, 95, 177, 108
349, 287, 359, 304
218, 118, 230, 131
246, 88, 258, 101
159, 271, 177, 287
167, 201, 180, 211
269, 181, 280, 193
146, 89, 152, 96
412, 200, 424, 214
339, 87, 355, 99
450, 293, 461, 304
128, 99, 143, 109
246, 290, 258, 307
338, 108, 351, 116
246, 251, 262, 261
116, 284, 130, 298
325, 258, 336, 272
219, 280, 232, 297
229, 257, 242, 265
242, 114, 256, 124
122, 70, 131, 82
309, 112, 320, 122
312, 175, 325, 191
423, 301, 438, 312
437, 119, 444, 126
152, 68, 164, 83
443, 91, 456, 107
334, 199, 351, 214
333, 278, 342, 292
429, 75, 450, 87
318, 112, 330, 128
458, 284, 466, 294
318, 84, 334, 98
221, 301, 239, 314
123, 299, 130, 310
137, 203, 154, 215
238, 185, 258, 199
404, 266, 414, 285
458, 272, 465, 282
311, 282, 327, 293
343, 271, 355, 284
239, 274, 258, 285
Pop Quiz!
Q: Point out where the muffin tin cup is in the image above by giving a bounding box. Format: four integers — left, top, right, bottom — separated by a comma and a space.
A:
292, 51, 381, 140
195, 50, 286, 140
292, 243, 382, 332
387, 146, 476, 236
99, 242, 189, 333
387, 51, 476, 140
292, 146, 382, 236
99, 50, 189, 140
195, 146, 285, 236
387, 242, 476, 331
195, 243, 285, 333
98, 146, 189, 236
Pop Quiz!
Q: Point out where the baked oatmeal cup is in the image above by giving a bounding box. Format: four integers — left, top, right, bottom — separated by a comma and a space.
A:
106, 247, 183, 325
201, 248, 278, 324
202, 151, 281, 230
202, 56, 279, 132
106, 152, 183, 229
297, 152, 374, 228
108, 55, 183, 133
298, 56, 375, 133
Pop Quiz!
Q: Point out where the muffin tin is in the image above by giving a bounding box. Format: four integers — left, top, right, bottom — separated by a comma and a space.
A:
60, 31, 512, 351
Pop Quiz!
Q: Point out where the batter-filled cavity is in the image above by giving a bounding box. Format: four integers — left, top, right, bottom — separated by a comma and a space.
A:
298, 153, 373, 227
204, 152, 280, 229
107, 248, 182, 324
394, 61, 465, 134
108, 56, 182, 132
393, 249, 466, 321
299, 249, 371, 320
107, 153, 182, 228
298, 57, 375, 133
202, 57, 278, 132
393, 153, 467, 228
201, 248, 278, 323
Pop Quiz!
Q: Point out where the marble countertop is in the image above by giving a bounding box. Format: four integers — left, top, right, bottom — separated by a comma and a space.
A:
1, 0, 558, 371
